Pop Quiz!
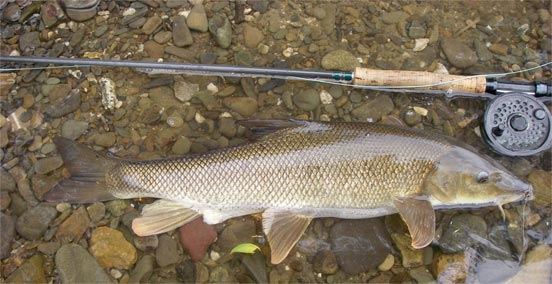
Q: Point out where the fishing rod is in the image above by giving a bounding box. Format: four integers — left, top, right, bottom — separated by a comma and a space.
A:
0, 56, 551, 156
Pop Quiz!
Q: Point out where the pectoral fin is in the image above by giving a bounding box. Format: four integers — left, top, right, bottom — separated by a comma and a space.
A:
132, 199, 200, 236
392, 197, 435, 249
262, 209, 312, 264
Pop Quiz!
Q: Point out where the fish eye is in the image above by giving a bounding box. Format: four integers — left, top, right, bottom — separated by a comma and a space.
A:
476, 171, 489, 183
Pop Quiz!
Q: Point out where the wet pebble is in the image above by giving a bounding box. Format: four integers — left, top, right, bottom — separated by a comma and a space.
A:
134, 235, 159, 251
242, 253, 268, 283
313, 249, 338, 275
330, 219, 393, 274
89, 226, 137, 269
153, 30, 172, 44
390, 233, 424, 268
217, 217, 256, 252
408, 20, 427, 39
351, 95, 394, 122
409, 266, 435, 283
0, 212, 15, 259
223, 97, 258, 117
438, 213, 487, 253
173, 15, 193, 47
0, 191, 11, 210
178, 217, 217, 261
106, 200, 128, 217
293, 88, 320, 111
381, 11, 409, 24
172, 136, 192, 155
86, 202, 105, 223
243, 24, 264, 48
187, 4, 208, 32
143, 40, 164, 58
156, 234, 180, 267
16, 204, 57, 240
142, 15, 162, 35
129, 254, 155, 283
38, 241, 61, 255
219, 118, 237, 138
56, 243, 112, 283
488, 43, 509, 56
0, 168, 16, 191
210, 265, 236, 283
321, 50, 359, 71
402, 108, 422, 126
174, 80, 199, 102
55, 206, 90, 243
94, 132, 117, 147
45, 90, 81, 118
441, 38, 478, 68
431, 252, 466, 282
31, 174, 58, 200
208, 13, 232, 48
5, 255, 46, 283
61, 120, 89, 140
2, 3, 21, 22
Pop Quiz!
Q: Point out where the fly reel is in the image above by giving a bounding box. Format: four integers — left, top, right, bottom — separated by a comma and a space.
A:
482, 93, 552, 156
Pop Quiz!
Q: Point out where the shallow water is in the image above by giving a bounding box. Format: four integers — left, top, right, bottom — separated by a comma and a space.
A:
0, 0, 551, 283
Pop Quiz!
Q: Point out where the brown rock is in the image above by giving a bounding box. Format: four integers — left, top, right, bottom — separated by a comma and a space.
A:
431, 252, 466, 283
243, 24, 264, 48
178, 217, 217, 262
56, 206, 90, 243
488, 43, 509, 56
144, 40, 165, 59
89, 226, 137, 269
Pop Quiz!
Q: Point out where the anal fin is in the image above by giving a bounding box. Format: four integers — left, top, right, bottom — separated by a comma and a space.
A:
262, 209, 312, 264
132, 199, 200, 236
392, 196, 435, 249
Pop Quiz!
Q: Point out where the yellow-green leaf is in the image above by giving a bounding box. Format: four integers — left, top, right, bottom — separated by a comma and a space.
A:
230, 243, 261, 254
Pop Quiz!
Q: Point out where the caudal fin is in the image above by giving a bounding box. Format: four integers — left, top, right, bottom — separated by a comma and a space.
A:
44, 137, 117, 203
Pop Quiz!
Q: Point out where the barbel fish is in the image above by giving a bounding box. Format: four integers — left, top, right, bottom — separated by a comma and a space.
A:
45, 120, 532, 264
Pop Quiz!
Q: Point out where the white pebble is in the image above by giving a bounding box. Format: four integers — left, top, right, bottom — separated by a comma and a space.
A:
413, 38, 429, 52
210, 251, 220, 261
220, 112, 233, 118
413, 106, 428, 116
283, 47, 294, 58
195, 112, 205, 124
179, 10, 191, 17
110, 269, 122, 279
319, 90, 333, 105
56, 203, 71, 212
433, 62, 449, 75
320, 114, 331, 121
207, 83, 219, 94
122, 7, 136, 17
244, 15, 255, 22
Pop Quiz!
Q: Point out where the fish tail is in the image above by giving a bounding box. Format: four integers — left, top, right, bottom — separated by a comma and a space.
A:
44, 137, 118, 203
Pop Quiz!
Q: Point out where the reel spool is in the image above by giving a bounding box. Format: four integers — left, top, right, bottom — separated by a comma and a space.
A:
482, 93, 552, 156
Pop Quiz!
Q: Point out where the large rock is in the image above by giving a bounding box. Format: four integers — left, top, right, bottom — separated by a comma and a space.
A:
293, 89, 320, 111
330, 219, 393, 274
56, 244, 113, 283
223, 97, 258, 117
438, 214, 487, 253
61, 120, 89, 140
89, 226, 137, 269
243, 24, 264, 48
209, 13, 232, 48
5, 255, 46, 283
186, 4, 208, 32
441, 38, 478, 68
173, 15, 193, 47
321, 50, 359, 71
16, 204, 58, 240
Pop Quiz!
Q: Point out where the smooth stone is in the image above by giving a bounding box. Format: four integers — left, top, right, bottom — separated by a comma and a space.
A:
293, 88, 320, 111
153, 30, 172, 44
173, 15, 193, 47
242, 253, 268, 283
64, 4, 98, 22
0, 212, 15, 259
209, 13, 232, 48
142, 15, 162, 35
390, 233, 424, 268
330, 219, 393, 274
200, 53, 217, 64
106, 200, 128, 217
0, 191, 11, 210
63, 0, 98, 9
134, 235, 159, 251
351, 95, 394, 122
129, 254, 155, 283
41, 1, 60, 28
143, 40, 165, 58
402, 108, 422, 126
248, 0, 268, 12
321, 49, 359, 71
128, 17, 146, 29
218, 118, 237, 138
149, 86, 179, 109
89, 226, 137, 269
56, 244, 112, 283
488, 43, 509, 56
93, 132, 117, 147
172, 136, 192, 155
313, 249, 338, 275
38, 241, 61, 255
31, 174, 58, 200
178, 217, 217, 261
409, 267, 435, 283
5, 255, 46, 283
19, 31, 40, 52
441, 38, 478, 68
223, 97, 258, 117
217, 217, 256, 252
86, 202, 105, 223
243, 24, 264, 48
527, 169, 551, 206
438, 214, 487, 253
187, 4, 208, 32
174, 80, 199, 102
474, 39, 493, 62
61, 120, 89, 140
156, 234, 180, 267
55, 206, 90, 243
209, 265, 236, 283
43, 83, 71, 101
94, 25, 108, 37
16, 204, 57, 240
0, 168, 16, 191
408, 20, 426, 39
2, 3, 21, 22
165, 45, 195, 59
45, 90, 81, 118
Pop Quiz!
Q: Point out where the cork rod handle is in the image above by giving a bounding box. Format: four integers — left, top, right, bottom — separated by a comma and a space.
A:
353, 67, 487, 93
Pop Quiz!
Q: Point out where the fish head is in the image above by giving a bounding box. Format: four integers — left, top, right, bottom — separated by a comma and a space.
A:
424, 146, 533, 209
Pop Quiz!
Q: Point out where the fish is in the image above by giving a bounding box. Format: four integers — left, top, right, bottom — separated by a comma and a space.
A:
44, 119, 532, 264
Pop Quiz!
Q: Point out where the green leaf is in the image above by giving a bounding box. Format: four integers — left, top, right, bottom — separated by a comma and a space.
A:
230, 243, 261, 254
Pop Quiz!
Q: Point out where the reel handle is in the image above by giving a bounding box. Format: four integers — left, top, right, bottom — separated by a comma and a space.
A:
353, 67, 487, 93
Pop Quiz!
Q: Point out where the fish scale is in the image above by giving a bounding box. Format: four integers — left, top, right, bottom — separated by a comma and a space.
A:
107, 121, 448, 213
